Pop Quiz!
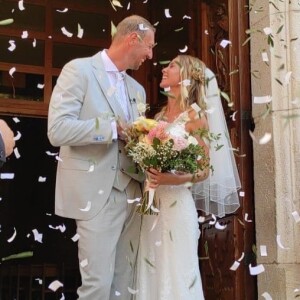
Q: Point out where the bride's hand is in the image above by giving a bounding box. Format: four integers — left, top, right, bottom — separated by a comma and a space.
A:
146, 168, 187, 186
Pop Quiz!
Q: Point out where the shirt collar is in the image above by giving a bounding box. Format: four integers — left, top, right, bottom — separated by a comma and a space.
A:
101, 50, 126, 77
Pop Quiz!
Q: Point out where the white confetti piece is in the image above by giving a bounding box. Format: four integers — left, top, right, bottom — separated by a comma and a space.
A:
9, 67, 16, 77
14, 147, 20, 159
8, 40, 16, 51
191, 103, 201, 113
262, 292, 272, 300
238, 252, 245, 262
14, 131, 21, 141
115, 290, 121, 296
143, 0, 148, 3
260, 245, 268, 256
60, 293, 65, 300
291, 211, 300, 223
127, 2, 130, 10
7, 227, 17, 243
71, 233, 80, 242
21, 31, 28, 39
77, 23, 84, 38
18, 0, 25, 11
253, 95, 272, 104
98, 189, 104, 195
263, 27, 272, 35
38, 176, 46, 182
56, 8, 68, 13
0, 173, 15, 179
204, 29, 209, 35
48, 280, 63, 292
56, 155, 63, 162
35, 278, 43, 285
88, 164, 94, 172
230, 261, 240, 271
198, 216, 205, 223
61, 27, 73, 38
284, 71, 292, 85
37, 83, 44, 89
32, 229, 43, 243
127, 197, 141, 204
220, 39, 231, 48
183, 15, 192, 19
138, 23, 149, 31
80, 258, 88, 268
179, 45, 188, 53
249, 263, 265, 275
262, 51, 269, 62
239, 191, 245, 197
215, 222, 227, 230
13, 117, 20, 123
128, 287, 139, 295
164, 8, 172, 18
32, 38, 37, 47
244, 213, 253, 222
276, 235, 290, 249
46, 151, 58, 156
231, 110, 238, 121
80, 201, 91, 212
49, 224, 66, 233
209, 214, 217, 225
155, 241, 162, 247
259, 133, 272, 144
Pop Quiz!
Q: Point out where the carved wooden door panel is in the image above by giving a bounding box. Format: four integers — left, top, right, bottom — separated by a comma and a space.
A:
196, 1, 256, 299
147, 1, 255, 298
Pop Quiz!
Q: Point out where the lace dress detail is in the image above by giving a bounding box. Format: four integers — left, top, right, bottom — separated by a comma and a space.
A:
134, 114, 205, 300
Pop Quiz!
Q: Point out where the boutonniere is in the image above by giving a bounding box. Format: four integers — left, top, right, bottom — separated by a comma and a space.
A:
135, 92, 149, 116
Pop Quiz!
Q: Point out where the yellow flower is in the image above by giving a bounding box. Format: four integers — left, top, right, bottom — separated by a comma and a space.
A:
133, 117, 158, 132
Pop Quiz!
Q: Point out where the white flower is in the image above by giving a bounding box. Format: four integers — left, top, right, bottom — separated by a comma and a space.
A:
187, 135, 198, 145
167, 124, 188, 138
137, 102, 147, 115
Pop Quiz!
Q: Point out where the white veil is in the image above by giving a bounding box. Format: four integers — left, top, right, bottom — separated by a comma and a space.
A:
191, 68, 241, 218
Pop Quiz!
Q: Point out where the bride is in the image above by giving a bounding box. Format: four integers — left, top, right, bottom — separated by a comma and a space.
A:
133, 55, 241, 300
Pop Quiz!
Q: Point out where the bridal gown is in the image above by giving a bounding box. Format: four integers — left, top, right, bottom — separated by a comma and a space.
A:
134, 111, 205, 300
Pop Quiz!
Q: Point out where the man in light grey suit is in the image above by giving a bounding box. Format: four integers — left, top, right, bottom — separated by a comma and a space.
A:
48, 15, 155, 300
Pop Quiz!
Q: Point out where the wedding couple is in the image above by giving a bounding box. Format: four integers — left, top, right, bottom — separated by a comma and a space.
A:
48, 15, 240, 300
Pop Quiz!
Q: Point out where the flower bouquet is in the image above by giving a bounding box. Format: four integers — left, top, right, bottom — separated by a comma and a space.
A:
124, 116, 210, 215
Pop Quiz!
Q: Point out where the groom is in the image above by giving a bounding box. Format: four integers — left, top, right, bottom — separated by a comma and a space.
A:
48, 15, 155, 300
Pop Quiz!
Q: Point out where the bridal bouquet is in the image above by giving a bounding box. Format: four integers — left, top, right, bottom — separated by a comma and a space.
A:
125, 116, 210, 215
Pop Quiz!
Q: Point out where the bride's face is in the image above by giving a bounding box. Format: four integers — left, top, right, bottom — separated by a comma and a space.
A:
160, 58, 181, 89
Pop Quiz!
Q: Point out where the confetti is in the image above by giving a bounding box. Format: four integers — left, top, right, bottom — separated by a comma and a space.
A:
56, 8, 68, 13
38, 176, 46, 182
260, 245, 268, 256
18, 0, 25, 11
0, 173, 15, 179
9, 67, 16, 77
138, 23, 149, 31
48, 280, 63, 292
183, 15, 192, 19
128, 287, 139, 295
80, 201, 92, 212
7, 227, 17, 243
32, 229, 43, 243
198, 216, 205, 223
13, 117, 20, 123
0, 18, 14, 26
21, 31, 28, 39
61, 27, 73, 38
80, 258, 88, 268
127, 197, 141, 204
259, 133, 272, 144
164, 9, 172, 18
46, 151, 58, 156
239, 191, 245, 197
71, 233, 80, 242
8, 40, 16, 52
77, 23, 84, 38
215, 222, 227, 230
209, 214, 217, 225
37, 83, 44, 89
291, 211, 300, 223
262, 51, 269, 62
14, 147, 21, 159
230, 261, 240, 271
263, 27, 272, 35
220, 39, 231, 48
244, 213, 253, 222
262, 292, 272, 300
249, 263, 265, 275
253, 95, 272, 104
276, 235, 289, 249
33, 39, 37, 47
179, 45, 188, 53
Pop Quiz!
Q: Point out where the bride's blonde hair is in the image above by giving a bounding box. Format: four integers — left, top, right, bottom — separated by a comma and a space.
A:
177, 55, 207, 111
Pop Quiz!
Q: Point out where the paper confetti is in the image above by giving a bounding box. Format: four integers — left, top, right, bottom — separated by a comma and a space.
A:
7, 227, 17, 243
80, 201, 92, 211
14, 147, 21, 159
262, 292, 272, 300
276, 235, 290, 249
80, 258, 88, 268
71, 233, 80, 242
249, 263, 265, 275
32, 229, 43, 243
48, 280, 63, 292
9, 67, 16, 77
260, 245, 268, 256
18, 0, 25, 11
164, 9, 172, 18
61, 27, 73, 38
8, 40, 16, 51
291, 211, 300, 223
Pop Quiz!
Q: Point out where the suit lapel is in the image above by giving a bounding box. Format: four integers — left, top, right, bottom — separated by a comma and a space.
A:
91, 52, 127, 121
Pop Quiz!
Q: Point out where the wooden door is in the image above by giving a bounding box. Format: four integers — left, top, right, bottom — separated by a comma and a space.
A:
147, 0, 256, 299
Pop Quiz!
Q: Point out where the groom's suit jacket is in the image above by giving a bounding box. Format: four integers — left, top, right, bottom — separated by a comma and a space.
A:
48, 51, 145, 220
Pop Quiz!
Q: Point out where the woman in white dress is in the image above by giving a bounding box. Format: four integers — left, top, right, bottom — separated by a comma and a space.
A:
134, 55, 241, 300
